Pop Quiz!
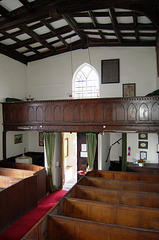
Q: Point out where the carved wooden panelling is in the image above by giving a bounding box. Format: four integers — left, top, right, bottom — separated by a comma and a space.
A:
19, 106, 26, 122
116, 103, 125, 121
64, 105, 73, 122
2, 97, 159, 133
104, 104, 113, 121
36, 106, 43, 122
12, 107, 19, 122
73, 104, 83, 122
84, 104, 94, 122
27, 106, 35, 122
54, 105, 63, 122
152, 103, 159, 121
94, 104, 105, 122
45, 106, 52, 122
128, 104, 137, 121
139, 103, 149, 121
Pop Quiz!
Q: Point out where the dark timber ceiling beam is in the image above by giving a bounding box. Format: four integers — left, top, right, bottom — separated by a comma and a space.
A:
0, 5, 11, 20
88, 11, 107, 42
0, 0, 158, 64
133, 12, 139, 42
108, 8, 122, 44
19, 0, 32, 11
77, 23, 155, 31
41, 19, 69, 48
0, 42, 27, 64
19, 25, 56, 52
62, 14, 87, 48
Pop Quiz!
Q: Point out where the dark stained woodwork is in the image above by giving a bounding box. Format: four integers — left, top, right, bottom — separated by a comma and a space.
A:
3, 131, 6, 160
48, 215, 159, 240
2, 96, 159, 133
78, 176, 159, 193
0, 176, 22, 187
0, 175, 37, 234
63, 197, 159, 231
0, 162, 47, 201
22, 170, 159, 240
71, 185, 159, 208
126, 162, 159, 174
87, 170, 159, 182
0, 0, 158, 63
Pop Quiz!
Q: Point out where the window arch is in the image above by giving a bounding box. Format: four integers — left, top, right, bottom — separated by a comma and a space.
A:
72, 63, 99, 99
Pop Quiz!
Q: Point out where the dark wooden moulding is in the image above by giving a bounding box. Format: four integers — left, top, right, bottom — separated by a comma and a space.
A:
2, 96, 159, 133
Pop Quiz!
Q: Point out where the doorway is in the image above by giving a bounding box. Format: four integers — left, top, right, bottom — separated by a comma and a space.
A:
61, 132, 77, 191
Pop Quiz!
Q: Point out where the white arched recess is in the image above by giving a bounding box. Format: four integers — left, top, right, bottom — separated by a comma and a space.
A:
72, 63, 100, 99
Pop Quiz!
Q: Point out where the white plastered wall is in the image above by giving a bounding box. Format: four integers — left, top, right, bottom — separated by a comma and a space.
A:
0, 54, 27, 160
27, 47, 157, 100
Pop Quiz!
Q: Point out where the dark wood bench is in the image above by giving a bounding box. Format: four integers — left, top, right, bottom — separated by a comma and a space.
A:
87, 170, 159, 182
63, 197, 159, 231
78, 176, 159, 192
70, 185, 159, 208
0, 175, 22, 188
0, 167, 35, 178
0, 161, 47, 201
48, 214, 159, 240
0, 175, 37, 234
21, 170, 159, 240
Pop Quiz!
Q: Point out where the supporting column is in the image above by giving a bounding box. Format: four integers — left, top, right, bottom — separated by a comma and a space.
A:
3, 131, 6, 160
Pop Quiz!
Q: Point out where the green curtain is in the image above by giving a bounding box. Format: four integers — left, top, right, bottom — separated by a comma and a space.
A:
86, 133, 97, 171
121, 133, 127, 172
44, 132, 57, 191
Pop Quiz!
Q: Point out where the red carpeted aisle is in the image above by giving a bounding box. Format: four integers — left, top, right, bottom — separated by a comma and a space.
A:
0, 190, 67, 240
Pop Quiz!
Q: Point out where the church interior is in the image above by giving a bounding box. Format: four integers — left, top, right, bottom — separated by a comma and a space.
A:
0, 0, 159, 239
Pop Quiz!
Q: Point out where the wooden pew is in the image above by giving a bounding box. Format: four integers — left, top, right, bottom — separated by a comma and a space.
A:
48, 215, 159, 240
0, 167, 35, 178
63, 197, 159, 231
0, 175, 22, 188
0, 161, 47, 201
70, 185, 159, 208
87, 170, 159, 182
20, 171, 159, 240
78, 176, 159, 193
0, 175, 37, 234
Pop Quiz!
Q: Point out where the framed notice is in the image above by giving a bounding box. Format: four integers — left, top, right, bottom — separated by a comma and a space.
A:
123, 83, 136, 97
101, 59, 120, 84
140, 151, 147, 160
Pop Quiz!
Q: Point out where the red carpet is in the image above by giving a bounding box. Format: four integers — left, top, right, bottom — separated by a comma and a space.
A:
0, 190, 67, 240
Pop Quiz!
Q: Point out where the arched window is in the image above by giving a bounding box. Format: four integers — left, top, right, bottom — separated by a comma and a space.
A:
72, 63, 99, 99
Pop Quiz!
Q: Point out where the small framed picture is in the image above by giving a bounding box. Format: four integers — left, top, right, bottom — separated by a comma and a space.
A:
39, 132, 44, 146
123, 83, 136, 97
14, 134, 23, 144
138, 141, 148, 149
140, 151, 147, 160
138, 133, 148, 140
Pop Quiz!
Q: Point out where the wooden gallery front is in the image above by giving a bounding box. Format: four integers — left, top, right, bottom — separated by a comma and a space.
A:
0, 96, 159, 239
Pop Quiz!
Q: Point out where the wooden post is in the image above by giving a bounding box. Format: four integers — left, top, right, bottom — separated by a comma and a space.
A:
3, 131, 6, 160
